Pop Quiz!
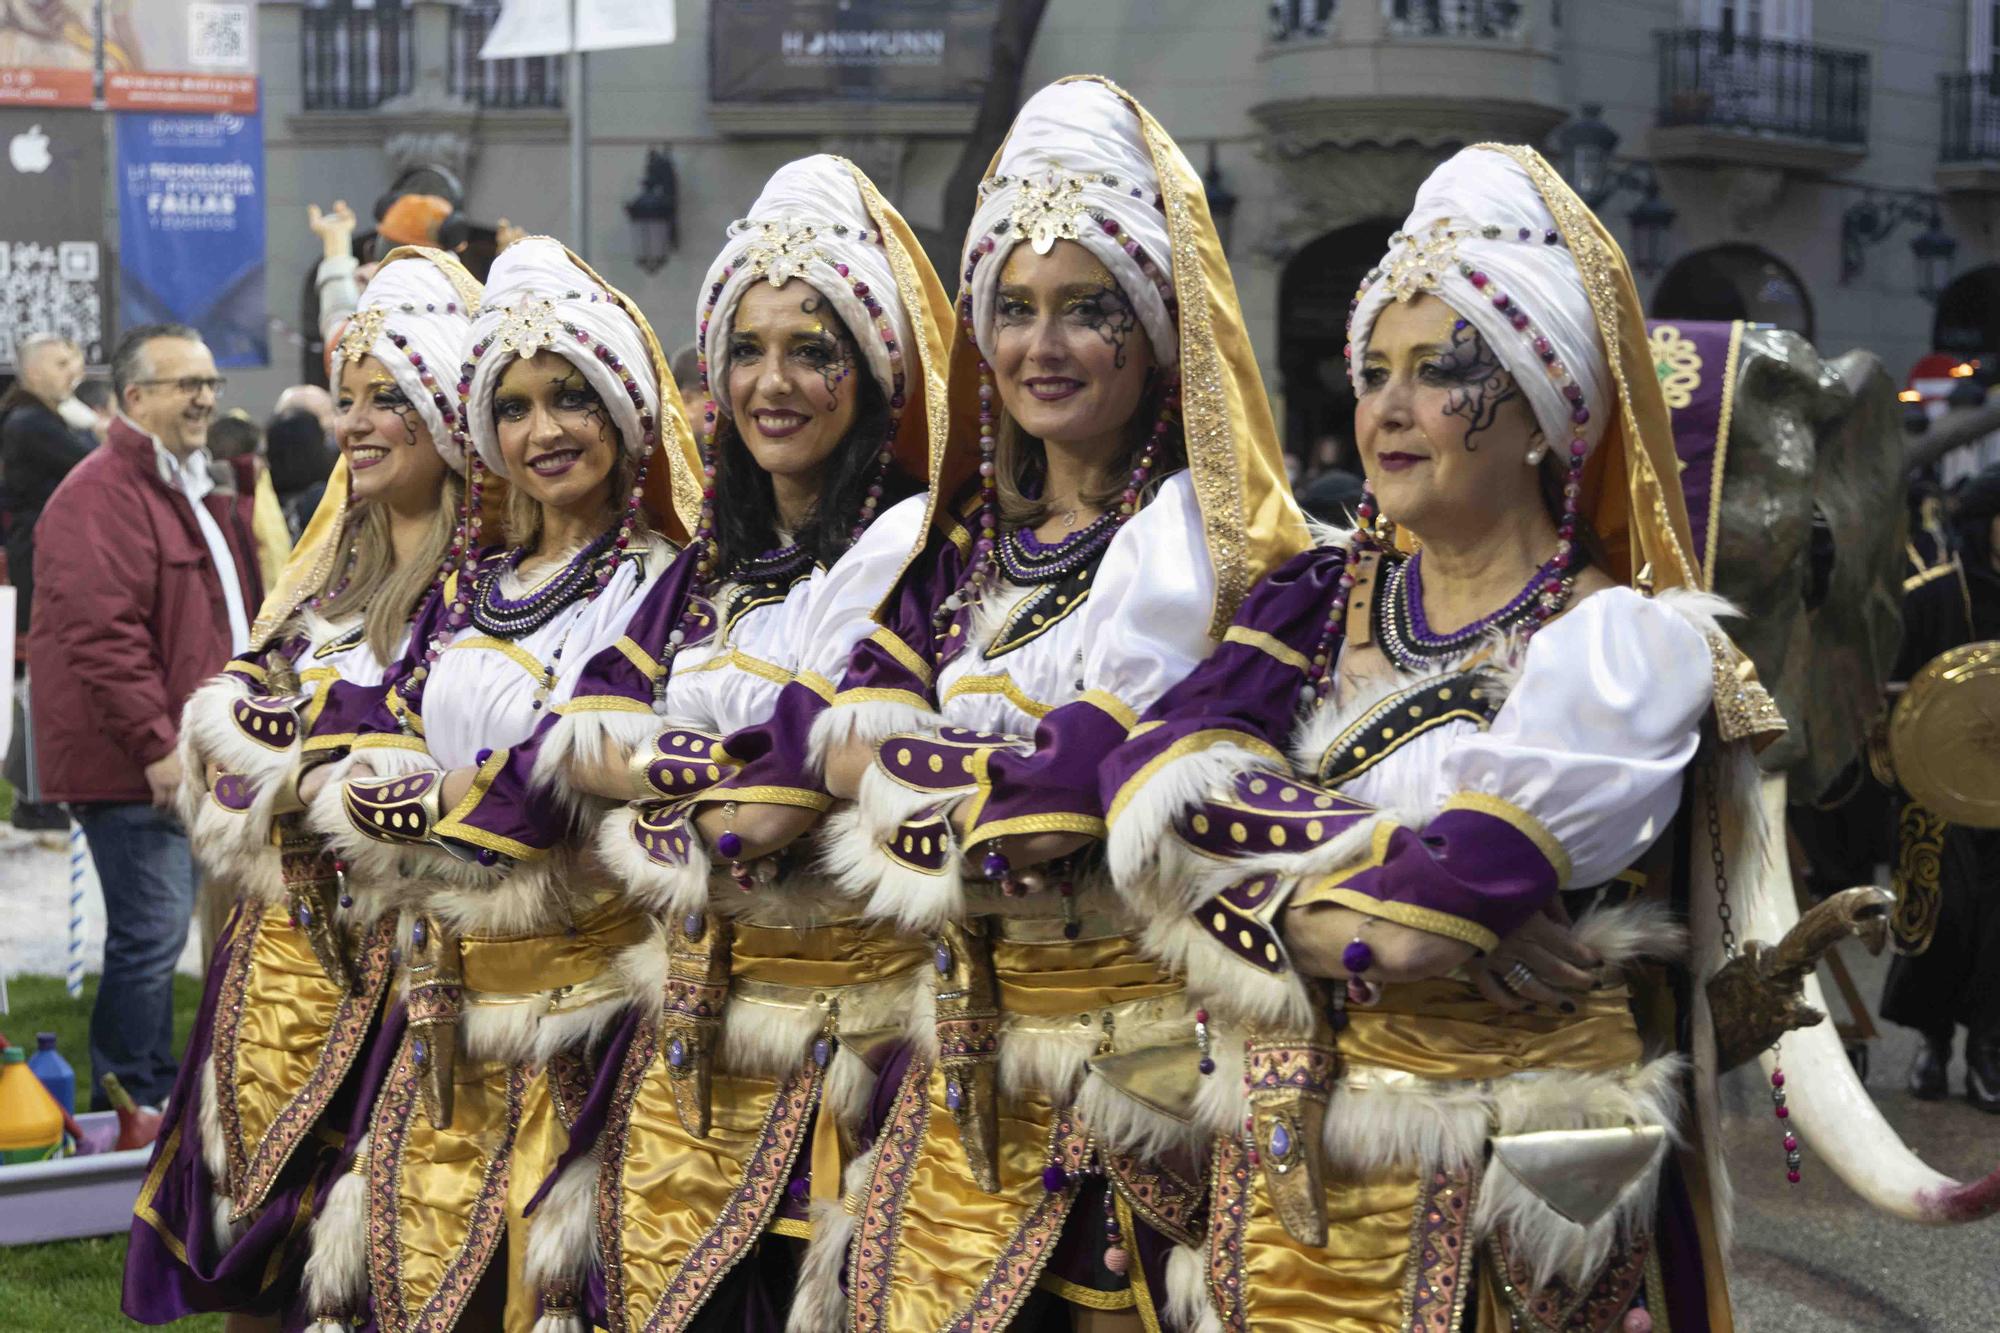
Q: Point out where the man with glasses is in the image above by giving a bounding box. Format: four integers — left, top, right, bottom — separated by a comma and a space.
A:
29, 323, 261, 1110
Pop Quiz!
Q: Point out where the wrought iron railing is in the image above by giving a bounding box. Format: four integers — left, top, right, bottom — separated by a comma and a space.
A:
1655, 28, 1868, 145
1941, 72, 2000, 162
300, 1, 414, 111
1269, 0, 1336, 40
449, 2, 565, 108
1384, 0, 1523, 38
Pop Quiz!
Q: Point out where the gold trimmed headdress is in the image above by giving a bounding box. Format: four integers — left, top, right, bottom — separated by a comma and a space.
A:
920, 75, 1307, 636
247, 247, 483, 649
690, 155, 950, 541
459, 236, 702, 545
1347, 145, 1700, 591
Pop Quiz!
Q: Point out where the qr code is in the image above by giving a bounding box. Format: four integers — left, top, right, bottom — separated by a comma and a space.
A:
0, 240, 105, 369
188, 3, 251, 70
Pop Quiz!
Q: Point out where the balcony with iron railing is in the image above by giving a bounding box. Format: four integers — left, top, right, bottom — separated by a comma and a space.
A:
1257, 0, 1563, 151
1938, 72, 2000, 194
449, 1, 564, 109
1648, 28, 1869, 174
300, 1, 414, 111
297, 0, 562, 113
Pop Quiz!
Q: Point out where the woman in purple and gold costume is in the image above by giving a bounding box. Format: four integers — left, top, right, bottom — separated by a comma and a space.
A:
123, 248, 480, 1329
293, 236, 704, 1332
793, 77, 1306, 1331
522, 152, 952, 1333
1100, 146, 1790, 1332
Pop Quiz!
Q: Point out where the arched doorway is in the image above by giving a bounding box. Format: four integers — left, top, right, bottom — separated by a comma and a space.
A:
1933, 265, 2000, 356
1279, 220, 1397, 479
1651, 244, 1814, 340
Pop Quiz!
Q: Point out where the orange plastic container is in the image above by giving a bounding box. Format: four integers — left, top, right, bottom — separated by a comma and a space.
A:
0, 1047, 63, 1164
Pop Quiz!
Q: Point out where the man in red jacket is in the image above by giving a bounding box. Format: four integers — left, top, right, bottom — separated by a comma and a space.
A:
30, 323, 261, 1110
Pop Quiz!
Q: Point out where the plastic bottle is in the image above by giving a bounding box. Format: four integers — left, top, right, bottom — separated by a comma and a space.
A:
0, 1046, 63, 1164
28, 1033, 75, 1115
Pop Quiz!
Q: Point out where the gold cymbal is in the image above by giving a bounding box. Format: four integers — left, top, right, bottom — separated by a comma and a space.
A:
1888, 641, 2000, 828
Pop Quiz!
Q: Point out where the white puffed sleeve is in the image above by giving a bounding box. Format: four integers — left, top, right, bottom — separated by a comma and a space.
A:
1075, 469, 1217, 718
795, 492, 928, 686
1433, 586, 1710, 888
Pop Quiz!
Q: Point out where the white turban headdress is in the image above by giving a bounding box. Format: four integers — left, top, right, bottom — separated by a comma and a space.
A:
963, 80, 1178, 368
1347, 146, 1608, 459
330, 246, 482, 472
461, 236, 663, 478
698, 154, 917, 424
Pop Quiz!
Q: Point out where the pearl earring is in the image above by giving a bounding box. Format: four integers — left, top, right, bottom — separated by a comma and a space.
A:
1525, 442, 1548, 465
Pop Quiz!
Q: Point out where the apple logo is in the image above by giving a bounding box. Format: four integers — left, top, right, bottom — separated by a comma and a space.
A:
9, 124, 52, 175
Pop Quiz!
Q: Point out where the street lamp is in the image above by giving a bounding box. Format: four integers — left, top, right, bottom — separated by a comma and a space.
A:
624, 149, 678, 275
1910, 208, 1958, 303
1625, 181, 1678, 277
1203, 142, 1239, 255
1554, 103, 1620, 208
1840, 190, 1957, 301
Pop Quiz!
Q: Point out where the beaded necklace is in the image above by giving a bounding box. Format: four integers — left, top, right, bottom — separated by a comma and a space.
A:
469, 530, 618, 638
995, 513, 1117, 585
1372, 547, 1575, 674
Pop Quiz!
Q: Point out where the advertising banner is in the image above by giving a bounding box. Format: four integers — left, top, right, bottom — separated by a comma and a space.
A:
0, 2, 258, 112
105, 1, 260, 113
710, 0, 998, 102
116, 109, 266, 368
0, 110, 107, 369
0, 3, 98, 108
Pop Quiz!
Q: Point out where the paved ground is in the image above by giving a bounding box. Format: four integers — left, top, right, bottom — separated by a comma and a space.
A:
1724, 940, 2000, 1332
0, 827, 1993, 1324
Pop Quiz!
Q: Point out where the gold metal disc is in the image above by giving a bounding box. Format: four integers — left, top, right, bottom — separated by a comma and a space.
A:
1888, 641, 2000, 828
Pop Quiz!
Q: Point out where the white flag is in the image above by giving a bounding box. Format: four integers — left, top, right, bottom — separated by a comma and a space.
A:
478, 0, 676, 59
577, 0, 677, 52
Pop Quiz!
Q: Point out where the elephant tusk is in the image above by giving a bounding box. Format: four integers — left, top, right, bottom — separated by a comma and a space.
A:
1720, 766, 2000, 1226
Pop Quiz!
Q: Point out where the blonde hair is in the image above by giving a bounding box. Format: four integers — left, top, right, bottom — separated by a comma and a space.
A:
317, 472, 466, 663
992, 379, 1185, 530
502, 446, 643, 555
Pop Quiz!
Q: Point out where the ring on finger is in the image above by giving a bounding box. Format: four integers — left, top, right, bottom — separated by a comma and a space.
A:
1501, 961, 1535, 993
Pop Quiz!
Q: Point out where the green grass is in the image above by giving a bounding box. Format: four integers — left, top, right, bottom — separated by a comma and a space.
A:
0, 973, 218, 1331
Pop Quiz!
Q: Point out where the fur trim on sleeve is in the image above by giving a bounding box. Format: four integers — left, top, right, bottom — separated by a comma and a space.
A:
1105, 740, 1283, 912
595, 802, 713, 918
807, 699, 944, 777
816, 760, 967, 934
529, 707, 662, 819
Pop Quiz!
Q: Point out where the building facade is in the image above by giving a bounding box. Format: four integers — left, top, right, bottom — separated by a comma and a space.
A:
243, 0, 2000, 464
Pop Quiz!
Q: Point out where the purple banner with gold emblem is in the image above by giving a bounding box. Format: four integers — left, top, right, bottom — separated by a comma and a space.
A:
1645, 319, 1744, 592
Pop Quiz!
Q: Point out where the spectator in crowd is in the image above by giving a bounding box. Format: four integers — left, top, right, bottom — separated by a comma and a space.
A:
0, 334, 97, 830
264, 405, 335, 538
72, 377, 115, 441
274, 382, 336, 438
670, 341, 711, 432
207, 409, 292, 586
31, 322, 261, 1110
1885, 465, 2000, 1111
0, 333, 94, 635
310, 198, 363, 352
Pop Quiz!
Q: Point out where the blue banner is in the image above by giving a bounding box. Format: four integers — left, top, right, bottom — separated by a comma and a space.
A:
115, 108, 265, 367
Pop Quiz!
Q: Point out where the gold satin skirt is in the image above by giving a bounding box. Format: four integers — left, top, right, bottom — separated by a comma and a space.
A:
361, 906, 642, 1333
213, 900, 395, 1216
1208, 978, 1673, 1333
845, 924, 1185, 1333
597, 917, 929, 1333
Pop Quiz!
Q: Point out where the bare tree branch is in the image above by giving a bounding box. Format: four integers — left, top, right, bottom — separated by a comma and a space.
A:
915, 0, 1050, 278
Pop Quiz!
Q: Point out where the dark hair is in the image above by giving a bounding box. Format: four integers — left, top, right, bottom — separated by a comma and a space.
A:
208, 412, 262, 460
111, 322, 201, 401
265, 406, 334, 497
708, 363, 914, 575
74, 379, 113, 411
